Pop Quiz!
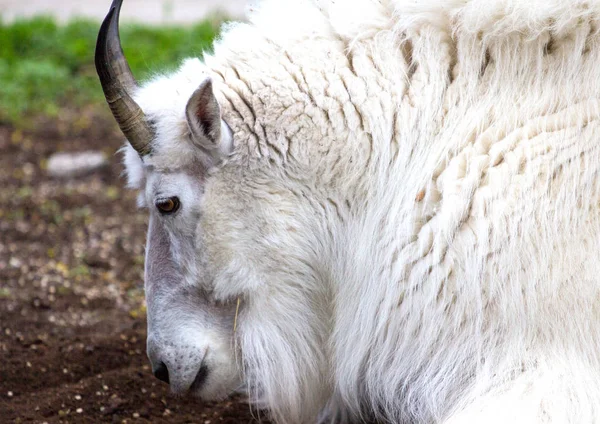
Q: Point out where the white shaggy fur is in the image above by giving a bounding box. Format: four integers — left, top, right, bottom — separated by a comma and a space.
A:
123, 0, 600, 423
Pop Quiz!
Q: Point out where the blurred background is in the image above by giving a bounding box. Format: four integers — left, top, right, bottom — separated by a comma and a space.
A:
2, 0, 247, 23
0, 1, 266, 423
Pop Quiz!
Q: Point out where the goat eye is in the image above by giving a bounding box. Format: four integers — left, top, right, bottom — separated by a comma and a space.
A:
155, 197, 180, 214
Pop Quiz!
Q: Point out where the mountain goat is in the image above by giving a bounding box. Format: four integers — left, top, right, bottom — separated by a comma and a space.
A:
96, 0, 600, 422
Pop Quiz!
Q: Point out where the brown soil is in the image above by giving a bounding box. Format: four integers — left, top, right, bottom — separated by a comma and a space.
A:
0, 113, 268, 423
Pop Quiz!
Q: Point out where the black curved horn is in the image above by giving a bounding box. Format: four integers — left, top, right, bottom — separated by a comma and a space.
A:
95, 0, 154, 156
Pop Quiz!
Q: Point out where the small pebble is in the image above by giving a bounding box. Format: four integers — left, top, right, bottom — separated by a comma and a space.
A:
76, 408, 83, 414
75, 394, 81, 400
7, 391, 13, 397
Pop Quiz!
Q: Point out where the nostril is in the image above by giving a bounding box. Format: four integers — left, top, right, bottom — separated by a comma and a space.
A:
190, 364, 209, 392
152, 362, 170, 384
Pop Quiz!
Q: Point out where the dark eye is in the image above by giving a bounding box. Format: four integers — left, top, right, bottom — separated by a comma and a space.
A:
155, 197, 180, 214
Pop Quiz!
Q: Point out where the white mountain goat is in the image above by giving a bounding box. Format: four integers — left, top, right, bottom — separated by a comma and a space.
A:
96, 0, 600, 422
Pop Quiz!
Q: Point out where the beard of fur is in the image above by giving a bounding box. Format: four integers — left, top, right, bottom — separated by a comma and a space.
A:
239, 288, 332, 424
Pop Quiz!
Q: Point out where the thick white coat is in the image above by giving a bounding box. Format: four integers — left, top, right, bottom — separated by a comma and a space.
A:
124, 0, 600, 422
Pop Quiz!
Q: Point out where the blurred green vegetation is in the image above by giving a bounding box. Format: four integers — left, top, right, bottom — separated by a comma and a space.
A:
0, 16, 221, 126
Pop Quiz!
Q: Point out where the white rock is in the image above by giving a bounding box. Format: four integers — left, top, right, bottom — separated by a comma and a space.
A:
47, 151, 108, 178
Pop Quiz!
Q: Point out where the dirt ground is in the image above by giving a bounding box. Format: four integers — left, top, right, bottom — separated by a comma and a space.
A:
0, 111, 268, 423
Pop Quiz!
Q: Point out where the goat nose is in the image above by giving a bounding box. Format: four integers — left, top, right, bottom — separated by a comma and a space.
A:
152, 361, 170, 384
190, 364, 209, 392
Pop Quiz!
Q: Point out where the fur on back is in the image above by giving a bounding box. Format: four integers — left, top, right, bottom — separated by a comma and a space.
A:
130, 0, 600, 422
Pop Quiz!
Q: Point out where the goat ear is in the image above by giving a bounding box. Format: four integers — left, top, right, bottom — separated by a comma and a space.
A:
185, 79, 225, 158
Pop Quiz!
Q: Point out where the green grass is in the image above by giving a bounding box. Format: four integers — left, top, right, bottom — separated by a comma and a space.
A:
0, 16, 221, 126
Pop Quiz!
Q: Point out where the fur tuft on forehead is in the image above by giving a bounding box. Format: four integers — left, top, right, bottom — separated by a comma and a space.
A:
121, 144, 150, 208
121, 144, 145, 190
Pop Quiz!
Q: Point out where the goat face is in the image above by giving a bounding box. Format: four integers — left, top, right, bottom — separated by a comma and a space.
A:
142, 163, 240, 399
120, 74, 242, 399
